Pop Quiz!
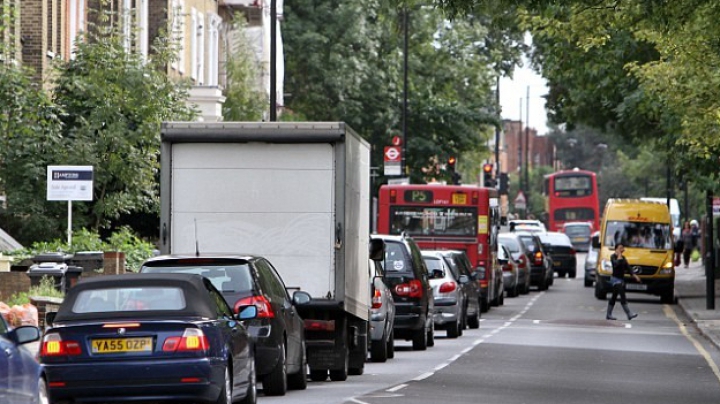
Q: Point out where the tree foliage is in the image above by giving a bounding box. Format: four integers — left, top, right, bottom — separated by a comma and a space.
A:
51, 11, 196, 231
283, 0, 525, 185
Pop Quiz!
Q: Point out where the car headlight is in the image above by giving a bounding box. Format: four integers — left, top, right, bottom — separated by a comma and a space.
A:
599, 259, 613, 274
659, 261, 674, 274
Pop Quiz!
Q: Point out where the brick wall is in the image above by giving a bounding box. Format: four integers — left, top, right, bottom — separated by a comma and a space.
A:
0, 272, 31, 301
20, 0, 44, 80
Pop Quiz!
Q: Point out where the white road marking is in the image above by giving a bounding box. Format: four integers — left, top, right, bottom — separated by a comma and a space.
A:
413, 372, 434, 381
386, 384, 408, 392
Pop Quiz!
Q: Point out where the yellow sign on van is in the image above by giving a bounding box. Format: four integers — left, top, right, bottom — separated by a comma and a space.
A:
478, 215, 488, 234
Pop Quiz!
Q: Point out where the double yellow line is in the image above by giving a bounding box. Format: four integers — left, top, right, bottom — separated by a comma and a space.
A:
665, 305, 720, 385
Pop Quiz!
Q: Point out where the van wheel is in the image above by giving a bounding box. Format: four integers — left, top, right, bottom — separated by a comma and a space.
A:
661, 290, 676, 304
584, 279, 593, 287
594, 282, 607, 300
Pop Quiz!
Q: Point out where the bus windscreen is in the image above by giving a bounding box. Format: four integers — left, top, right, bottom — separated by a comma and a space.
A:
389, 206, 477, 236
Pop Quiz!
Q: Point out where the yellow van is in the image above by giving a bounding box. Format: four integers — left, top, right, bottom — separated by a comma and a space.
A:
593, 199, 675, 303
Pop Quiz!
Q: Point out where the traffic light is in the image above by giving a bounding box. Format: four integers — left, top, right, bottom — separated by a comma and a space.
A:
447, 157, 461, 185
482, 163, 494, 187
499, 173, 509, 194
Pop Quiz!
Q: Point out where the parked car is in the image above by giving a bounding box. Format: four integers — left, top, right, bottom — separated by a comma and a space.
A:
435, 250, 481, 329
371, 234, 435, 351
369, 257, 395, 362
140, 255, 309, 395
500, 231, 553, 290
584, 231, 600, 287
497, 237, 531, 295
562, 221, 594, 252
422, 251, 467, 338
41, 273, 258, 404
536, 231, 578, 278
498, 242, 525, 297
0, 315, 44, 404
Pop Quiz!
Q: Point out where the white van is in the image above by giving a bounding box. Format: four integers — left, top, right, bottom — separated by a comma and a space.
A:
640, 197, 680, 239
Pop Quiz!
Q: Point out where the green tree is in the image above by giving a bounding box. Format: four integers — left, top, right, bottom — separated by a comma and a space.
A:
51, 11, 196, 232
222, 13, 267, 121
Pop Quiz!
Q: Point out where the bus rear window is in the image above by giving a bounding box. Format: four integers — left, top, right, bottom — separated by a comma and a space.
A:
389, 207, 477, 236
554, 208, 595, 221
554, 175, 592, 197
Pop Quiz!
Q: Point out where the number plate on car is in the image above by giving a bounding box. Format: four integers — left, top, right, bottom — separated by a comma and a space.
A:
92, 338, 153, 354
625, 283, 647, 291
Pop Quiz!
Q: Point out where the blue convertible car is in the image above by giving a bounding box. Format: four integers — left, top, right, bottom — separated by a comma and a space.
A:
40, 273, 258, 404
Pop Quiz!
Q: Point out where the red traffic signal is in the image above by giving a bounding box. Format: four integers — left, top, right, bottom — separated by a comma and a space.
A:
482, 163, 493, 173
448, 157, 457, 166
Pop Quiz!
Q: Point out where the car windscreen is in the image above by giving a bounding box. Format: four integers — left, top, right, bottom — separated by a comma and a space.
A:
72, 287, 186, 313
517, 236, 537, 252
499, 237, 521, 253
604, 221, 672, 249
389, 206, 478, 236
141, 263, 253, 293
537, 234, 573, 247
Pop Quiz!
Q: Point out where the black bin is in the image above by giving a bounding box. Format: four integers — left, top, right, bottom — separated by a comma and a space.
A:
33, 252, 73, 265
27, 262, 68, 292
70, 251, 104, 272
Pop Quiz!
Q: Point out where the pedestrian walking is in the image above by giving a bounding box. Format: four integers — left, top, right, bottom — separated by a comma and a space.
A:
606, 243, 640, 321
681, 221, 694, 268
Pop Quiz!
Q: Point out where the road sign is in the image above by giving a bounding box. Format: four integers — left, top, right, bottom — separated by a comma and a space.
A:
514, 191, 526, 210
392, 136, 402, 146
713, 197, 720, 217
384, 146, 401, 162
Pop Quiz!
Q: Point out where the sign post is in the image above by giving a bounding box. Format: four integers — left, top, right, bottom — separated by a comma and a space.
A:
384, 146, 402, 176
47, 165, 94, 246
514, 191, 527, 212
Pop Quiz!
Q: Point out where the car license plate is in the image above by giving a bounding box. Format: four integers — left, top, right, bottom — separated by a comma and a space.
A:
553, 261, 561, 266
625, 283, 647, 291
572, 237, 585, 242
92, 338, 153, 354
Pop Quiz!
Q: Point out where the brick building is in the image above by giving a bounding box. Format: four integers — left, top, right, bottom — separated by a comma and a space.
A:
499, 119, 555, 175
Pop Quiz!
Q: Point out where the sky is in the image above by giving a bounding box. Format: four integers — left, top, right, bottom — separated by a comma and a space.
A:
499, 38, 550, 136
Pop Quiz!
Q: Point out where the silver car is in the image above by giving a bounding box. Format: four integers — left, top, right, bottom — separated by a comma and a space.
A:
584, 231, 600, 287
369, 259, 395, 362
422, 251, 468, 339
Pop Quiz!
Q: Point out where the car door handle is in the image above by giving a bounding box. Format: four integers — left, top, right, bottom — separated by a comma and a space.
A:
4, 348, 12, 357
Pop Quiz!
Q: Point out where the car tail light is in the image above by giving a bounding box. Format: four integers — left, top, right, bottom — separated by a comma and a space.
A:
235, 295, 275, 318
479, 280, 489, 288
372, 289, 383, 309
163, 328, 209, 352
439, 282, 457, 293
534, 251, 543, 266
40, 333, 81, 357
395, 279, 423, 298
517, 255, 527, 269
304, 319, 336, 332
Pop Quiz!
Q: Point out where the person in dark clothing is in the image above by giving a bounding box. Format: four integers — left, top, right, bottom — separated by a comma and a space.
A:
606, 244, 641, 320
681, 221, 694, 268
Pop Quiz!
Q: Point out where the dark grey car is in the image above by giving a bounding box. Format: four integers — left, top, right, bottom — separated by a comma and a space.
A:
369, 258, 396, 362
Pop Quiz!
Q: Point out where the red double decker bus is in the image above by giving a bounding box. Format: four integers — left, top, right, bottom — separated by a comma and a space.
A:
543, 169, 600, 232
377, 184, 499, 275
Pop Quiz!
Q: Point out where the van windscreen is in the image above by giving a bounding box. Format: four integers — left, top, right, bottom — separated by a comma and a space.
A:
604, 221, 672, 250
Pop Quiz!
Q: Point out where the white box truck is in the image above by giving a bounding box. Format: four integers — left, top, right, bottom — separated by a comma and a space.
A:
159, 122, 372, 380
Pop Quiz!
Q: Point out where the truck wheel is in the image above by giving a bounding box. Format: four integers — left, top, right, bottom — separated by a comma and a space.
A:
329, 346, 349, 381
262, 343, 287, 396
309, 369, 327, 382
386, 329, 395, 359
370, 334, 388, 363
411, 327, 427, 351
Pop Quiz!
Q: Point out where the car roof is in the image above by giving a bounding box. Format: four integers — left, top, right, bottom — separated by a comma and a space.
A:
54, 273, 219, 322
143, 254, 260, 265
536, 231, 573, 246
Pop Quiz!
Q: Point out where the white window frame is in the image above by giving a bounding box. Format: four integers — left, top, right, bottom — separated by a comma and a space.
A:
122, 0, 132, 52
138, 0, 149, 61
68, 0, 86, 59
207, 13, 221, 86
171, 0, 185, 73
190, 8, 204, 84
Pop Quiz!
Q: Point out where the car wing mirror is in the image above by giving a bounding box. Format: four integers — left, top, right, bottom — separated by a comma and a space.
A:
292, 290, 312, 306
237, 305, 258, 320
369, 239, 385, 261
10, 325, 41, 345
458, 274, 470, 284
591, 234, 601, 249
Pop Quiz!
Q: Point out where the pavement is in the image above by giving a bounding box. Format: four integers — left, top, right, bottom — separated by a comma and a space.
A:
674, 258, 720, 350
